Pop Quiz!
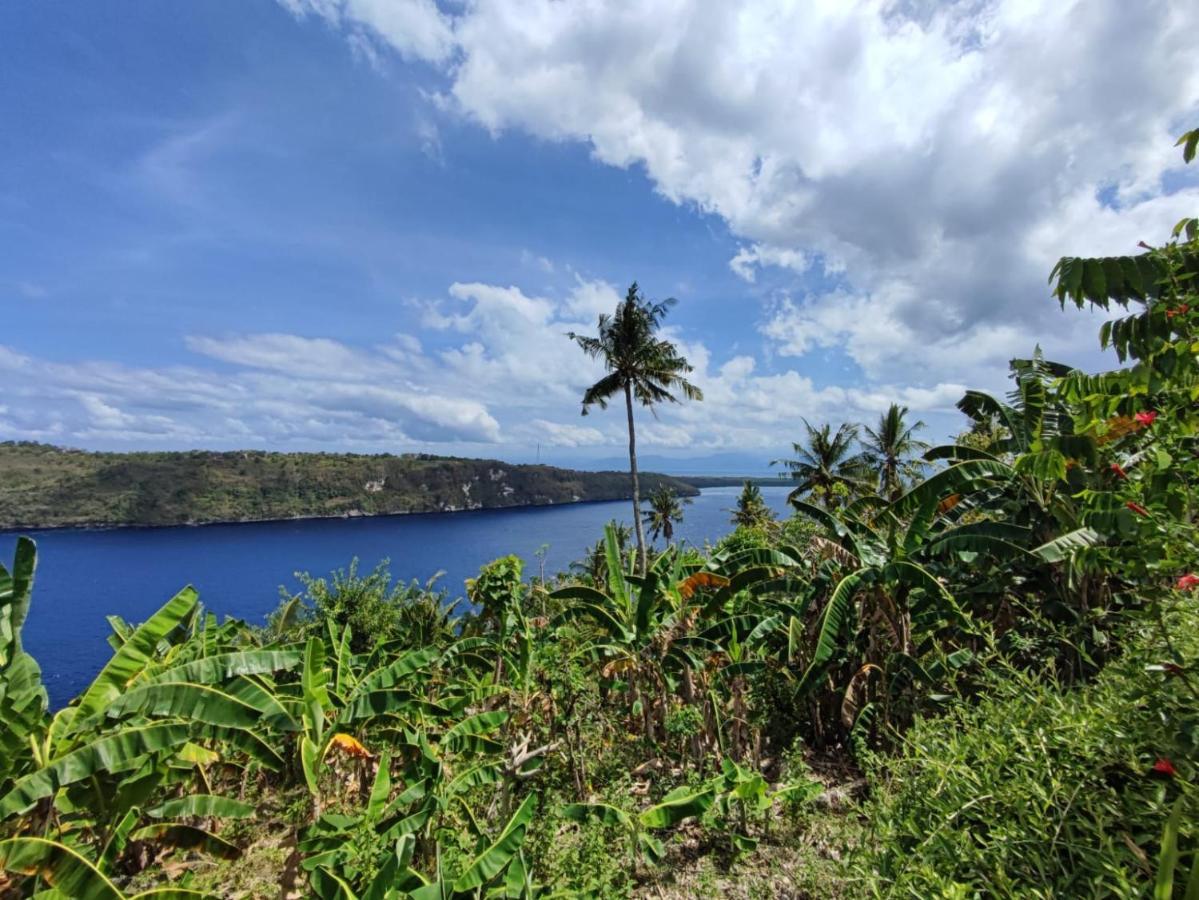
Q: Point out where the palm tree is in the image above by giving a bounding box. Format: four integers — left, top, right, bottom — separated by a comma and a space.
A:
570, 520, 633, 584
773, 420, 867, 508
860, 404, 929, 500
569, 283, 703, 573
731, 481, 773, 528
643, 486, 691, 543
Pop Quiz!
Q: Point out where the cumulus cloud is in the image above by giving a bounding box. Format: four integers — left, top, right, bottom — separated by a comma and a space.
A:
278, 0, 455, 63
0, 329, 501, 448
3, 269, 975, 456
295, 0, 1199, 389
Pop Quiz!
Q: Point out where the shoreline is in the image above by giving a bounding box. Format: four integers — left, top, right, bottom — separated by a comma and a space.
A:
0, 487, 736, 535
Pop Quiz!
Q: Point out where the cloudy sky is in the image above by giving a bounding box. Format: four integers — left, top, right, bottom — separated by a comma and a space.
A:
2, 1, 1196, 471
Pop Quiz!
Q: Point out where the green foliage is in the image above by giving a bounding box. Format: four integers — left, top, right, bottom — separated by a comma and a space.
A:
270, 559, 454, 653
731, 480, 774, 529
773, 420, 869, 508
0, 442, 698, 529
642, 485, 691, 543
857, 606, 1199, 897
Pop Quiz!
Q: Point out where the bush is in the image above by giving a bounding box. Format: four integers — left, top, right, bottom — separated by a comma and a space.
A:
855, 602, 1199, 898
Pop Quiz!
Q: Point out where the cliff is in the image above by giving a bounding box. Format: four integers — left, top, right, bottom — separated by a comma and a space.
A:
0, 442, 699, 529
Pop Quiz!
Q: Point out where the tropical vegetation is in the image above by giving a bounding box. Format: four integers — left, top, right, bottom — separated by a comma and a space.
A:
0, 130, 1196, 898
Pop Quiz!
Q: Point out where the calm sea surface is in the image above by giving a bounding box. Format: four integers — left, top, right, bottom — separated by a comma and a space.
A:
2, 486, 791, 708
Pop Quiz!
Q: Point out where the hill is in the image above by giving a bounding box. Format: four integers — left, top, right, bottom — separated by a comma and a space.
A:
0, 442, 698, 529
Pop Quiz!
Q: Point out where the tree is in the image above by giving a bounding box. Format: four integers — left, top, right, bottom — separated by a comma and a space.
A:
860, 404, 929, 500
569, 283, 703, 573
773, 420, 867, 508
731, 481, 773, 529
571, 519, 633, 585
643, 486, 691, 543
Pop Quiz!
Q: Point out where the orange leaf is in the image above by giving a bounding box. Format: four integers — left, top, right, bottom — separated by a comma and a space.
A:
678, 572, 730, 600
329, 733, 373, 759
937, 493, 962, 515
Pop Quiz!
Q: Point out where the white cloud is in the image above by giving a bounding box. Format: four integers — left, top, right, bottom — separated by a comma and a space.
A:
527, 419, 607, 448
299, 0, 1198, 388
278, 0, 455, 63
3, 267, 976, 457
729, 245, 807, 282
561, 277, 623, 321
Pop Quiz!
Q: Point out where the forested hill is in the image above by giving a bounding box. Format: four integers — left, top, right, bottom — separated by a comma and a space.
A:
0, 442, 698, 529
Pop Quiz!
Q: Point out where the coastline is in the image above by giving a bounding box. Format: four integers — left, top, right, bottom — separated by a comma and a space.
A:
0, 487, 717, 535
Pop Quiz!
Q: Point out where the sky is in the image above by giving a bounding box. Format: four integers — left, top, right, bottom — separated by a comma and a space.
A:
1, 0, 1197, 474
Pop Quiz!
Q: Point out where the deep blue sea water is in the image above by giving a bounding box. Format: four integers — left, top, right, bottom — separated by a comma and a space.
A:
2, 486, 791, 708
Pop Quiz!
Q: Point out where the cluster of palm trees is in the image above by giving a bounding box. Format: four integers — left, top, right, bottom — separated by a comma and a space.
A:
774, 407, 930, 507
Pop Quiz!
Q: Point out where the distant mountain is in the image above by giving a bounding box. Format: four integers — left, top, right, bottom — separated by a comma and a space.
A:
0, 442, 698, 530
573, 451, 779, 478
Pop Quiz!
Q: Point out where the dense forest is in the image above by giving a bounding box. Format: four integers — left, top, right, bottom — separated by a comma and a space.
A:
0, 130, 1196, 898
0, 444, 696, 530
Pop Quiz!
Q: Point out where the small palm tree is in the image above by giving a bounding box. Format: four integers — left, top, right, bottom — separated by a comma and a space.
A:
569, 283, 703, 573
643, 486, 691, 544
773, 420, 867, 508
860, 404, 929, 500
570, 520, 632, 585
731, 481, 773, 528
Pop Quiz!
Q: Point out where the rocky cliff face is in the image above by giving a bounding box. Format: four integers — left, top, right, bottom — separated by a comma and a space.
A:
0, 443, 698, 529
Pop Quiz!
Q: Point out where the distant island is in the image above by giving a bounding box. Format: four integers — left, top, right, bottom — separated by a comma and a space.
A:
0, 442, 702, 530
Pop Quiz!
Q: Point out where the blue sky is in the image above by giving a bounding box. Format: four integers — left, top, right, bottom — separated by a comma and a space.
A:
2, 1, 1196, 473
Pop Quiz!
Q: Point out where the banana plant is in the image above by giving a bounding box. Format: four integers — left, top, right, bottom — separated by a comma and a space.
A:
708, 757, 822, 852
562, 785, 713, 869
0, 834, 217, 899
0, 561, 304, 893
300, 747, 541, 900
285, 631, 443, 803
0, 537, 47, 798
550, 525, 711, 743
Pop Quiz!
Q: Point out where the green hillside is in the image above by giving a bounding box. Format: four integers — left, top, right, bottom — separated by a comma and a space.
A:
0, 442, 698, 529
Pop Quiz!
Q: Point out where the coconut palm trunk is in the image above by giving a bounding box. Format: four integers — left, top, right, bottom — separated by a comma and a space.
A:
624, 382, 648, 574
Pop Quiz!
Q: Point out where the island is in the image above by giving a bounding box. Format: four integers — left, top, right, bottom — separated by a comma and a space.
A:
0, 442, 700, 530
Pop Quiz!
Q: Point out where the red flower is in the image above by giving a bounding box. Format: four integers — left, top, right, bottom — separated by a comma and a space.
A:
1110, 462, 1127, 479
1126, 501, 1150, 517
1166, 304, 1189, 319
1134, 411, 1157, 426
1152, 758, 1177, 777
1178, 573, 1199, 591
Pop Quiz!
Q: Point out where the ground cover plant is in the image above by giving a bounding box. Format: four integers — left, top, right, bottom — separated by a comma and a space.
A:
0, 129, 1196, 898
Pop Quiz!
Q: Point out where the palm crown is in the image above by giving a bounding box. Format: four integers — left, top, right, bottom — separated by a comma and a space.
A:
643, 486, 691, 543
569, 283, 703, 415
773, 420, 868, 507
860, 403, 929, 500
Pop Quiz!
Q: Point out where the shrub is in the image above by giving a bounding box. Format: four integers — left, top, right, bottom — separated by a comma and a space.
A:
855, 602, 1199, 898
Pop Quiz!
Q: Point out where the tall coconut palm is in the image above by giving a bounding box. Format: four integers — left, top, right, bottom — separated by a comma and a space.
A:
773, 420, 867, 508
569, 283, 702, 573
643, 486, 691, 544
860, 404, 929, 500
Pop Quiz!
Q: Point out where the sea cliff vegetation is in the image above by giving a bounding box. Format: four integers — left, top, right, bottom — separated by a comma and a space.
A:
0, 446, 696, 530
0, 130, 1197, 898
